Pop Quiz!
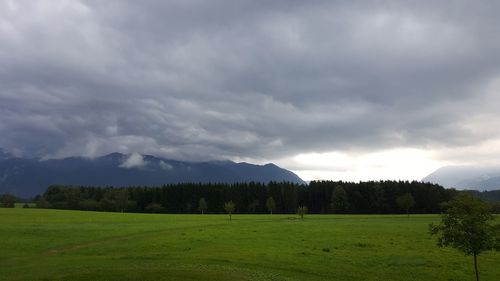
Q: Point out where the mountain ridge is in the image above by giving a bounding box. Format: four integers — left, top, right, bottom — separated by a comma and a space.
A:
422, 165, 500, 191
0, 152, 304, 197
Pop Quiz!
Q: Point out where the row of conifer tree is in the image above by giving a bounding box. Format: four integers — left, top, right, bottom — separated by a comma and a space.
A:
36, 180, 459, 214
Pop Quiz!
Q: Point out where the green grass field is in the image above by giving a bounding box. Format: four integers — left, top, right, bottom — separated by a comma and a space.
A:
1, 208, 498, 281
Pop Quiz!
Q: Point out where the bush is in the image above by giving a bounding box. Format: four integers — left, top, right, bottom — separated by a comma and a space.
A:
145, 203, 165, 213
0, 193, 16, 208
79, 199, 98, 211
36, 197, 51, 208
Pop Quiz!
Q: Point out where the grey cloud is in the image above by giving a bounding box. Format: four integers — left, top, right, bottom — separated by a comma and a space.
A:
1, 0, 500, 162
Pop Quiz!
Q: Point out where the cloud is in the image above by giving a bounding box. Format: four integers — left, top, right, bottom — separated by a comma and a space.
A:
119, 152, 146, 169
1, 1, 500, 177
274, 148, 445, 182
159, 160, 173, 170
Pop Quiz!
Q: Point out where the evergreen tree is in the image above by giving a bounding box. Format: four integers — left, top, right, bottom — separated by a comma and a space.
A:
396, 193, 415, 217
37, 181, 456, 214
331, 185, 349, 213
248, 199, 259, 213
114, 189, 129, 213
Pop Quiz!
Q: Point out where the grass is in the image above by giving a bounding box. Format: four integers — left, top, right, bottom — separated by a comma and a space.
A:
0, 208, 499, 281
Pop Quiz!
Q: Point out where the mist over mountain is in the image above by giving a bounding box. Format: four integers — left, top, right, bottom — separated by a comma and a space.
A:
0, 152, 304, 198
422, 165, 500, 191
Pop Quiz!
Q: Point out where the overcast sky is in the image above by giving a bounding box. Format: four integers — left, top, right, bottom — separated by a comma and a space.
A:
1, 0, 500, 181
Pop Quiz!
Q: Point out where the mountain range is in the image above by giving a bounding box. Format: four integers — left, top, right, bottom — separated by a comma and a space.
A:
422, 165, 500, 191
0, 150, 304, 197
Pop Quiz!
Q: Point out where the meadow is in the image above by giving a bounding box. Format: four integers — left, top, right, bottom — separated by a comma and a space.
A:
1, 208, 498, 281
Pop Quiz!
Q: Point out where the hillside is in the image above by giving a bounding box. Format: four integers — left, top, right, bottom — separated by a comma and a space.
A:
0, 152, 304, 197
422, 165, 500, 191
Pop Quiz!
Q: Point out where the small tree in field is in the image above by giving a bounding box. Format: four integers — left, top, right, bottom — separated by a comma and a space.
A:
198, 197, 208, 214
396, 193, 415, 217
429, 194, 500, 281
297, 206, 308, 220
266, 197, 276, 214
224, 201, 235, 221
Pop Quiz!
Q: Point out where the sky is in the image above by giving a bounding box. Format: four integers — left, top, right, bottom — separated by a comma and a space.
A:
1, 0, 500, 182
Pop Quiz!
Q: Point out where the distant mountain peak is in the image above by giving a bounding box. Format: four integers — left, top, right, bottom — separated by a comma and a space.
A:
423, 165, 500, 191
101, 152, 125, 160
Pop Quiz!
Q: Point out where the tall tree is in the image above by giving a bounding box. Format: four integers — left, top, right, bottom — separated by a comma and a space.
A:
36, 196, 51, 208
248, 199, 260, 213
266, 197, 276, 215
330, 185, 349, 213
372, 183, 387, 213
396, 193, 415, 217
198, 197, 208, 214
429, 194, 500, 281
224, 201, 235, 221
114, 189, 129, 213
38, 181, 455, 214
63, 188, 81, 209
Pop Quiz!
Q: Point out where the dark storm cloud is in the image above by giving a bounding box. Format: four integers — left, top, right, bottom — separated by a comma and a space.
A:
1, 0, 500, 161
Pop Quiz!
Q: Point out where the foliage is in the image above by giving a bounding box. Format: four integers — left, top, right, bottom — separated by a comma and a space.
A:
429, 194, 500, 281
330, 185, 349, 213
39, 180, 456, 214
145, 203, 164, 213
79, 199, 99, 211
35, 196, 51, 208
248, 199, 260, 213
396, 193, 416, 217
491, 202, 500, 214
465, 189, 500, 203
0, 193, 16, 208
198, 197, 208, 214
266, 197, 276, 214
114, 189, 129, 213
223, 201, 235, 220
297, 206, 308, 219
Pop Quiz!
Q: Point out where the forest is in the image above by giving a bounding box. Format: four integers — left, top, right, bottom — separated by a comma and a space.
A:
33, 180, 463, 214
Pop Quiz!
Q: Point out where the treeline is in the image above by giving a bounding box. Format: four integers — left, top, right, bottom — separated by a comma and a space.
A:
34, 180, 459, 214
466, 189, 500, 213
466, 189, 500, 202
